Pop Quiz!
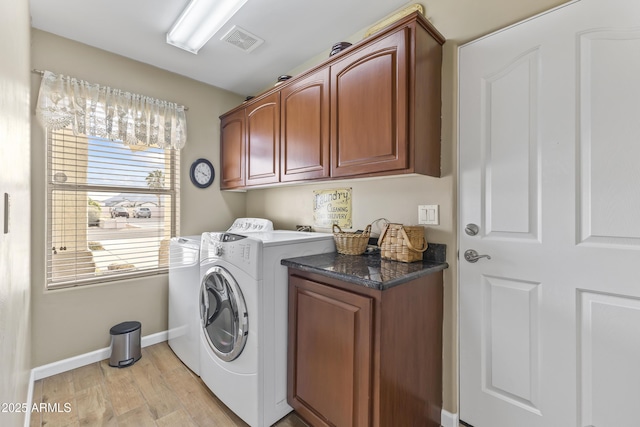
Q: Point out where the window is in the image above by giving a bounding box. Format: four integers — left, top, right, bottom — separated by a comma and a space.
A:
47, 128, 180, 288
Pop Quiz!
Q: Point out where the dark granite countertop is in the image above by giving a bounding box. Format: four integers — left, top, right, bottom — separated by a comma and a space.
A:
281, 243, 448, 291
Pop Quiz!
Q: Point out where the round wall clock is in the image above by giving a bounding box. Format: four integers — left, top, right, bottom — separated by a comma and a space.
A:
190, 158, 215, 188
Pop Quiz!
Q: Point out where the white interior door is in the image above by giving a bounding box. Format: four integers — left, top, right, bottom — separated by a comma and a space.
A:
459, 1, 640, 426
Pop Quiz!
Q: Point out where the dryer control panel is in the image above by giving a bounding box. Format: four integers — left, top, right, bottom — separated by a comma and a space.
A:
200, 232, 262, 279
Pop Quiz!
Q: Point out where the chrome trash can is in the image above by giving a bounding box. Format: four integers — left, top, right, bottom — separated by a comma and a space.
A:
109, 321, 142, 367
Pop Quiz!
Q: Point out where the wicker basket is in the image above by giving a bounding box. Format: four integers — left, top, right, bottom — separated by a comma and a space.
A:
332, 224, 371, 255
377, 223, 427, 263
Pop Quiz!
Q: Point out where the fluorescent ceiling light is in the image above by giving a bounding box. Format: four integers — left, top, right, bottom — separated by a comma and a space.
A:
166, 0, 249, 54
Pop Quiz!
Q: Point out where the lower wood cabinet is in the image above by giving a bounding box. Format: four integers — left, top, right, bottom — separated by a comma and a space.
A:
287, 269, 444, 427
288, 275, 372, 426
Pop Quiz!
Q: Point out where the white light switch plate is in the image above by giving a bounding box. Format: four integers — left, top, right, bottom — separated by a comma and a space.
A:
418, 204, 439, 225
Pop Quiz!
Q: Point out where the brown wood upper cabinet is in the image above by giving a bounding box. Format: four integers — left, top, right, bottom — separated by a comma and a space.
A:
218, 12, 444, 189
281, 68, 330, 182
220, 108, 245, 190
330, 27, 409, 177
246, 92, 280, 186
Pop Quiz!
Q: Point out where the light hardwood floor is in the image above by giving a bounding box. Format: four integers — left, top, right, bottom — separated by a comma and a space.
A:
30, 342, 307, 427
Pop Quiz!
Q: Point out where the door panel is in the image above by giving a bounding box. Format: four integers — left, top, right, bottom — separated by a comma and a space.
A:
459, 1, 640, 426
482, 49, 540, 240
483, 276, 541, 414
579, 291, 640, 427
578, 29, 640, 245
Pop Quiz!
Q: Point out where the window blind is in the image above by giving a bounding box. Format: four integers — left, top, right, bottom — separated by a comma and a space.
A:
47, 128, 180, 288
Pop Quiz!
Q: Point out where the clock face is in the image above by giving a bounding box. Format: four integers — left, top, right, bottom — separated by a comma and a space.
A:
194, 163, 211, 183
190, 159, 215, 188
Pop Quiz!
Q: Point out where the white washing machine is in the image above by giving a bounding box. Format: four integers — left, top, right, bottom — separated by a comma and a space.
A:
199, 228, 335, 427
169, 219, 274, 376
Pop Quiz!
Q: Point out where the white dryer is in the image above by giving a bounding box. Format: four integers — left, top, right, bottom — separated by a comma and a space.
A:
168, 235, 201, 375
199, 229, 335, 427
168, 218, 274, 376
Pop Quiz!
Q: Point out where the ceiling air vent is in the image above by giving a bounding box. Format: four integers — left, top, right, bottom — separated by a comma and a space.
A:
220, 25, 264, 53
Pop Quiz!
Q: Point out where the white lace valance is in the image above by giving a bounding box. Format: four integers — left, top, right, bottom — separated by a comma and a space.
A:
35, 70, 187, 149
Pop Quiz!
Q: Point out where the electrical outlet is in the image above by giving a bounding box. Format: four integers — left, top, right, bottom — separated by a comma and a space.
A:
418, 204, 439, 225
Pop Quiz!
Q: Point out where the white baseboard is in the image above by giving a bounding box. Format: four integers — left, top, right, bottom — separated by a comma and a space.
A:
23, 369, 36, 427
25, 331, 167, 427
441, 409, 459, 427
31, 330, 167, 381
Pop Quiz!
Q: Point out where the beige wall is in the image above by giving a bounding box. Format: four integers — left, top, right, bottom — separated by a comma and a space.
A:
30, 30, 245, 367
0, 1, 32, 426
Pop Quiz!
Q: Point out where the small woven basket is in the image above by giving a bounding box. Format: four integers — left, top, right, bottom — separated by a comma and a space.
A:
332, 224, 371, 255
377, 223, 428, 263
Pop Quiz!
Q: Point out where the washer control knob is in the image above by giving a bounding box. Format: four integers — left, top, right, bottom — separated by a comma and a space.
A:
213, 244, 223, 256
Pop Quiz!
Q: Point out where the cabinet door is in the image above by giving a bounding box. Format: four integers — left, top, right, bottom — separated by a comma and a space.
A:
220, 109, 245, 189
280, 69, 330, 181
330, 27, 409, 177
246, 92, 280, 186
288, 275, 373, 427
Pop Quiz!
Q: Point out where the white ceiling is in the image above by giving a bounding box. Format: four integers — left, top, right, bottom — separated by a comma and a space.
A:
29, 0, 571, 97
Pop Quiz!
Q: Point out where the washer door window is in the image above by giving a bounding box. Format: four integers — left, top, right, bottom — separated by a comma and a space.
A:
200, 266, 248, 362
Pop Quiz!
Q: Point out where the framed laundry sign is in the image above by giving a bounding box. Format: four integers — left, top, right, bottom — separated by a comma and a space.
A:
313, 188, 352, 228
